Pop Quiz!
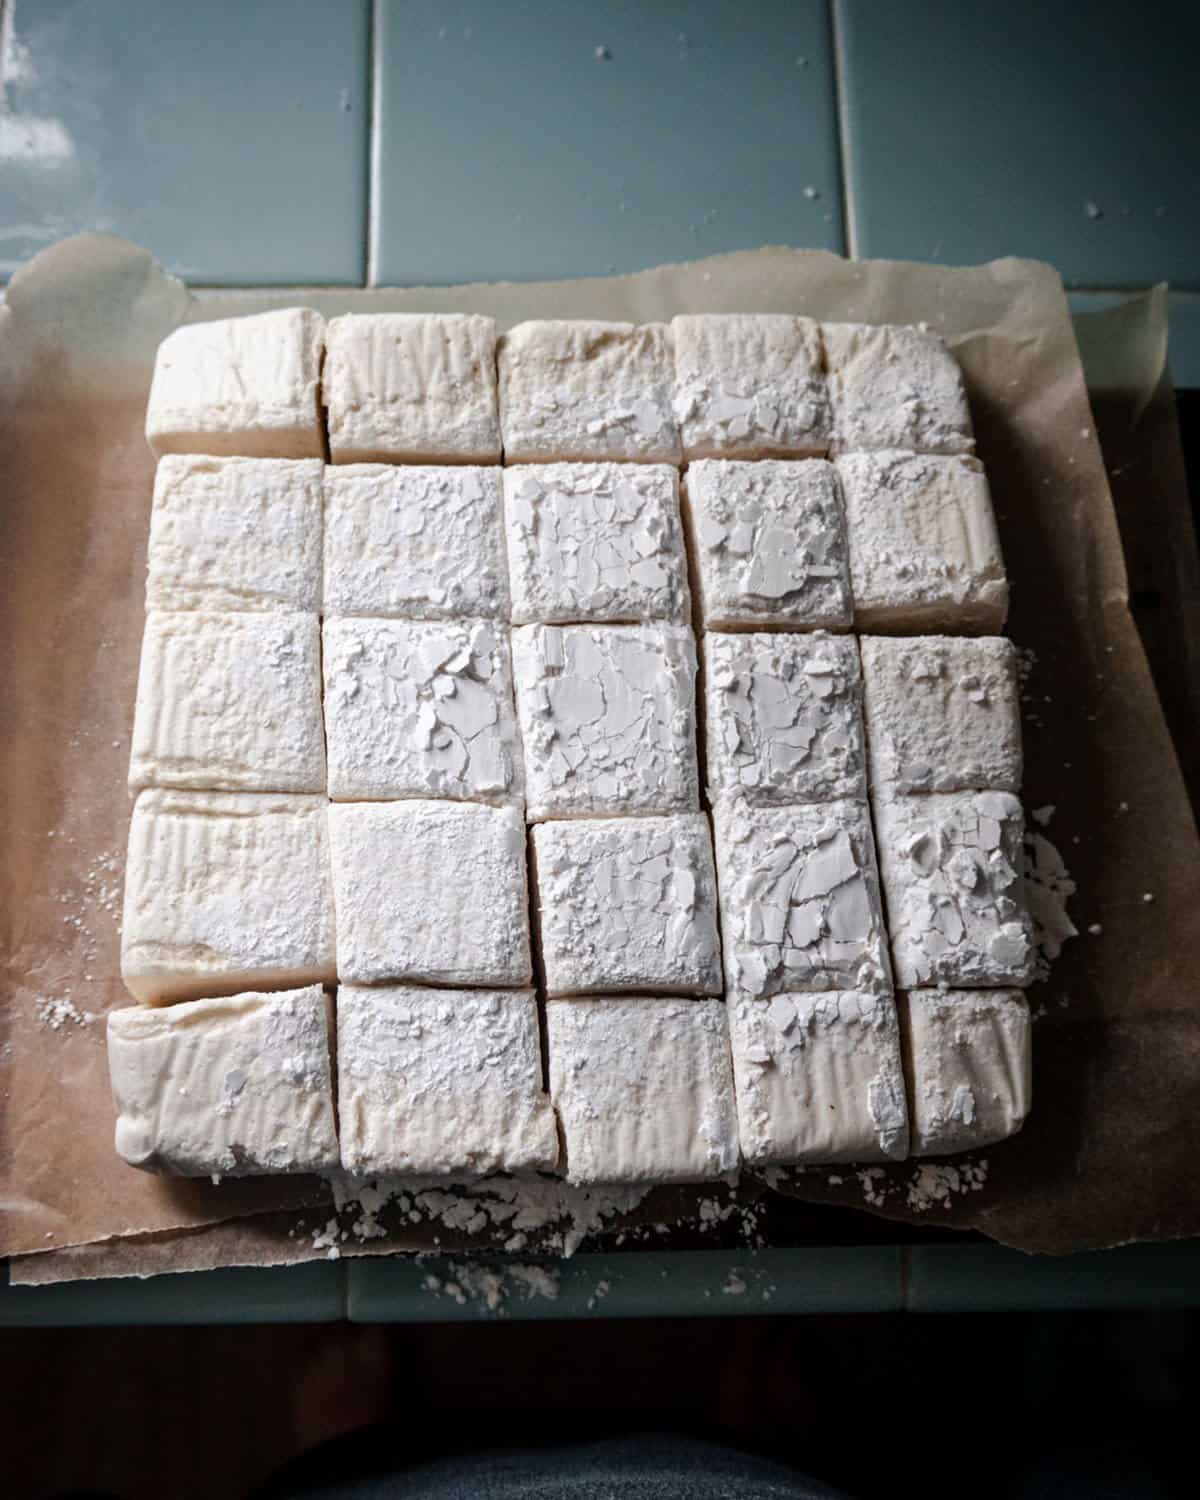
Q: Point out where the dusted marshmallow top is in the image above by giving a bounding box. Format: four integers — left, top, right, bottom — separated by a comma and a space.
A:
824, 322, 974, 456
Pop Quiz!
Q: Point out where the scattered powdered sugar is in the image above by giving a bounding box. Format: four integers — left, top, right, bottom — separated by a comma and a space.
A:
1022, 827, 1079, 983
34, 995, 96, 1031
422, 1260, 562, 1313
905, 1159, 990, 1212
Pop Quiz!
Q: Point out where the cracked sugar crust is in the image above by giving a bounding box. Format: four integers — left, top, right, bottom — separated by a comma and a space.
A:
705, 632, 867, 806
324, 313, 500, 464
533, 814, 722, 998
146, 308, 325, 459
498, 320, 681, 464
512, 623, 700, 820
146, 456, 323, 614
120, 790, 337, 1004
683, 460, 852, 629
328, 800, 531, 987
713, 800, 891, 998
323, 618, 522, 805
504, 463, 690, 626
902, 988, 1032, 1156
672, 314, 831, 460
546, 997, 740, 1185
860, 635, 1021, 795
729, 990, 909, 1166
337, 986, 559, 1177
837, 451, 1007, 633
875, 792, 1035, 989
323, 465, 508, 621
129, 611, 326, 796
824, 322, 974, 456
107, 986, 338, 1176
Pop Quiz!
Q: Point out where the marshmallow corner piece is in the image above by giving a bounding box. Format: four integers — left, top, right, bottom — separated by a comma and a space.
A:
860, 634, 1022, 795
902, 988, 1032, 1155
336, 985, 559, 1177
532, 813, 723, 998
837, 451, 1007, 634
107, 985, 338, 1176
145, 308, 325, 460
824, 322, 974, 457
328, 799, 532, 987
729, 989, 909, 1165
546, 996, 740, 1185
120, 789, 337, 1004
129, 610, 326, 796
498, 320, 681, 465
146, 455, 324, 615
672, 313, 831, 461
324, 313, 501, 465
683, 459, 852, 630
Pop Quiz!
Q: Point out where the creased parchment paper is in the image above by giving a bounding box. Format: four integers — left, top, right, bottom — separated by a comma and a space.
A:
2, 236, 1197, 1280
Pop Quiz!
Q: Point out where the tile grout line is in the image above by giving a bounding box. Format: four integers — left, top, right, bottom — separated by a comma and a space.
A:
365, 0, 383, 288
828, 0, 859, 260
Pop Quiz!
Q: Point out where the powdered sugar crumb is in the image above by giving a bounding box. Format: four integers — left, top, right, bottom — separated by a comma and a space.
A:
34, 995, 96, 1031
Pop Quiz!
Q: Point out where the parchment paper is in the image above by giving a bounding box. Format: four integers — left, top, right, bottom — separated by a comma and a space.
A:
3, 235, 1197, 1277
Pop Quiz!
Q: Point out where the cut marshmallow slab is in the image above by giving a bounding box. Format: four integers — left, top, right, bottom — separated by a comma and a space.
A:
146, 455, 323, 614
860, 635, 1022, 795
874, 791, 1035, 988
533, 814, 722, 997
328, 800, 531, 987
512, 623, 700, 820
713, 800, 891, 998
324, 313, 500, 464
120, 790, 336, 1004
323, 464, 508, 621
323, 618, 521, 804
728, 989, 909, 1166
672, 314, 831, 460
145, 308, 325, 459
837, 451, 1007, 634
129, 611, 325, 795
498, 320, 680, 464
107, 986, 338, 1176
824, 322, 974, 456
705, 632, 866, 806
504, 462, 690, 625
546, 997, 739, 1185
337, 985, 559, 1178
683, 459, 852, 630
902, 989, 1032, 1156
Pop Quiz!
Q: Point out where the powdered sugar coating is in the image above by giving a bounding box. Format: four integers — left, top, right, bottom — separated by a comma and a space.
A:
337, 986, 558, 1177
874, 792, 1035, 988
504, 462, 689, 625
328, 800, 531, 987
903, 988, 1032, 1156
107, 985, 338, 1175
323, 618, 522, 804
325, 313, 500, 464
705, 632, 866, 806
512, 623, 700, 820
120, 790, 336, 1004
860, 635, 1021, 794
837, 451, 1006, 633
824, 322, 974, 456
684, 459, 852, 629
672, 314, 831, 460
129, 611, 326, 795
323, 465, 508, 620
498, 320, 680, 464
533, 814, 722, 997
728, 989, 909, 1165
546, 997, 739, 1185
713, 800, 891, 997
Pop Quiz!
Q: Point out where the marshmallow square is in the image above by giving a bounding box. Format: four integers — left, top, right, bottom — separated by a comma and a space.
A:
323, 618, 522, 805
145, 308, 325, 459
498, 320, 680, 464
504, 462, 690, 625
532, 814, 722, 997
546, 997, 739, 1185
824, 322, 974, 456
328, 800, 531, 987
